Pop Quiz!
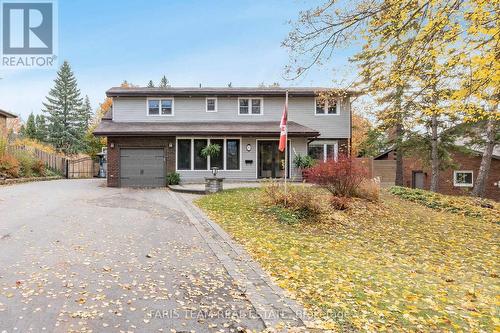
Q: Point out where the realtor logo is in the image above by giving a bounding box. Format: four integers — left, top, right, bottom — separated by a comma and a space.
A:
1, 0, 57, 68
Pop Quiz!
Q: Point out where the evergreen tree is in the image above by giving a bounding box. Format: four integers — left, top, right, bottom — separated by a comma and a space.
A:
25, 113, 37, 139
159, 75, 170, 88
147, 80, 155, 88
42, 61, 84, 153
81, 95, 93, 131
34, 114, 48, 142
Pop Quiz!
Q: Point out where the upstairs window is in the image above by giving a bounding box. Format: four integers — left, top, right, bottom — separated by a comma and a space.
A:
239, 98, 262, 115
161, 99, 173, 115
453, 171, 473, 187
206, 97, 217, 112
148, 99, 160, 115
148, 98, 174, 116
315, 98, 339, 115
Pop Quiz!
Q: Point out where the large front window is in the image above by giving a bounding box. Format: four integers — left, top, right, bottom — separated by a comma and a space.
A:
308, 140, 338, 161
177, 139, 191, 170
177, 138, 240, 171
194, 139, 208, 170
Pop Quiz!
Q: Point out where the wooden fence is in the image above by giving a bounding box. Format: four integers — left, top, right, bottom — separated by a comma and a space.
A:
355, 157, 396, 187
8, 145, 97, 179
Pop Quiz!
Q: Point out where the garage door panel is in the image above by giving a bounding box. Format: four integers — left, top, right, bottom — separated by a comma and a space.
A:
120, 149, 165, 187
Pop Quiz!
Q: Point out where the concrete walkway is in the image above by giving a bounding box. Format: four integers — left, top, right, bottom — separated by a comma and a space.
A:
0, 179, 307, 332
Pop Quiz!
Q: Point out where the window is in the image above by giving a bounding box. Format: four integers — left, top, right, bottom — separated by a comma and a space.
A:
239, 99, 249, 114
308, 140, 338, 162
176, 138, 240, 171
239, 98, 262, 115
194, 139, 208, 170
226, 139, 240, 170
210, 139, 224, 169
177, 139, 191, 170
315, 98, 339, 115
454, 171, 473, 187
148, 99, 160, 115
251, 99, 261, 114
148, 98, 174, 116
161, 99, 173, 115
206, 97, 217, 112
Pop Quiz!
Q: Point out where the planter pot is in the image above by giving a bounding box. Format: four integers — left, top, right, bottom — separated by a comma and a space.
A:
205, 177, 224, 193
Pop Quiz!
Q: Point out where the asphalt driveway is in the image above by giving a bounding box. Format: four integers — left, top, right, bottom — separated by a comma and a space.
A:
0, 180, 303, 332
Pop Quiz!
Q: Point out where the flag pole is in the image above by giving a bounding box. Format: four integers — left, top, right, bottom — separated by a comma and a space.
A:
284, 90, 288, 198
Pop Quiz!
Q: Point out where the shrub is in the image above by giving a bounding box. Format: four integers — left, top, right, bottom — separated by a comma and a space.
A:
389, 186, 499, 222
293, 154, 315, 170
0, 154, 20, 178
329, 196, 351, 210
305, 155, 368, 197
32, 159, 47, 177
0, 136, 7, 157
356, 178, 381, 202
262, 181, 325, 217
166, 172, 181, 185
12, 150, 36, 177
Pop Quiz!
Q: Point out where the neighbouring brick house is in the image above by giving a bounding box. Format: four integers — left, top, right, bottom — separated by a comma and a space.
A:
375, 148, 500, 201
0, 109, 17, 136
94, 86, 356, 187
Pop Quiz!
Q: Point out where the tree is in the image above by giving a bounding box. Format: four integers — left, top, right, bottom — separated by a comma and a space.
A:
81, 96, 93, 131
159, 75, 170, 88
42, 61, 84, 154
147, 80, 155, 88
456, 1, 499, 197
283, 0, 473, 190
25, 113, 36, 139
351, 110, 372, 157
34, 114, 48, 142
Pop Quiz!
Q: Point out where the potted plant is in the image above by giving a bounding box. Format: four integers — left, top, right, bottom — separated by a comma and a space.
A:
293, 153, 315, 181
200, 143, 224, 193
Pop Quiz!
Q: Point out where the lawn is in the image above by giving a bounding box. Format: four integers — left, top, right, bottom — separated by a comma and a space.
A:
195, 187, 499, 332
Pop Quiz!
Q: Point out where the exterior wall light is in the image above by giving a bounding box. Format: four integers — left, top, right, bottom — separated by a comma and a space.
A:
246, 144, 252, 152
110, 142, 115, 149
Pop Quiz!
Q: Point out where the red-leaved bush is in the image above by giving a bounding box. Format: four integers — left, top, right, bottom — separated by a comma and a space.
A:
304, 155, 368, 197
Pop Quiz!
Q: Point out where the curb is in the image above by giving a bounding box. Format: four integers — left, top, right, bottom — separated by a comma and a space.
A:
167, 184, 206, 195
0, 176, 62, 186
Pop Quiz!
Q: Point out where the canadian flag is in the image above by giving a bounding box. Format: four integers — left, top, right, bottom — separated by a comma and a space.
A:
278, 92, 288, 152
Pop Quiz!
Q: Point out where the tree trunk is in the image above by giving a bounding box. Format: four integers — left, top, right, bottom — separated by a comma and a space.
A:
395, 122, 404, 186
430, 112, 439, 192
472, 115, 498, 197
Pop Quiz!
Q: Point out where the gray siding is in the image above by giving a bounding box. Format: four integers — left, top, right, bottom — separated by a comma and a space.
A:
177, 137, 308, 182
113, 96, 350, 138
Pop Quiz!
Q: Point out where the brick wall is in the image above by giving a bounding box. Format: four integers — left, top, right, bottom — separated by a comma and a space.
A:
377, 150, 499, 201
106, 136, 176, 187
403, 153, 499, 201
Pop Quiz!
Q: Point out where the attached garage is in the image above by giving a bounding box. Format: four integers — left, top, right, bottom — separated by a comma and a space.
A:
120, 148, 165, 187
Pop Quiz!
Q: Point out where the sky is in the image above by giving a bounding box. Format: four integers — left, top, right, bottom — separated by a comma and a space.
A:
0, 0, 359, 121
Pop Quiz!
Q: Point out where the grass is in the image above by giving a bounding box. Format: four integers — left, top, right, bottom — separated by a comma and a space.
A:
195, 187, 499, 332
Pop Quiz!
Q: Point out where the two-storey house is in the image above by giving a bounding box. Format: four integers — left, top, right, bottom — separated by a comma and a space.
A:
94, 87, 355, 187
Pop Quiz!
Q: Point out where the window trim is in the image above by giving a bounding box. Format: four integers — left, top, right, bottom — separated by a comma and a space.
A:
453, 170, 474, 187
175, 137, 242, 172
238, 97, 264, 116
146, 97, 175, 116
206, 97, 218, 112
314, 97, 340, 116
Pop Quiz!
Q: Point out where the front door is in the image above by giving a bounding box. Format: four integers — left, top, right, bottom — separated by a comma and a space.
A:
413, 171, 425, 189
258, 141, 289, 178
